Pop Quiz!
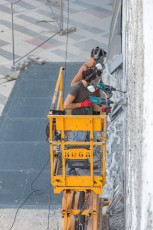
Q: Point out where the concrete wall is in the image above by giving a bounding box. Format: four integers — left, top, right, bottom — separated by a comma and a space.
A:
141, 1, 153, 229
123, 0, 153, 229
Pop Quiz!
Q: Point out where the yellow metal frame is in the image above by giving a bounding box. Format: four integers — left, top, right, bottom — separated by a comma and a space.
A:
48, 114, 107, 194
61, 190, 109, 230
62, 190, 101, 230
51, 66, 64, 110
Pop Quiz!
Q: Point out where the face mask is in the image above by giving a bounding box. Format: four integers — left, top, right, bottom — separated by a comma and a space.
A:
95, 63, 102, 70
87, 77, 102, 92
87, 85, 95, 92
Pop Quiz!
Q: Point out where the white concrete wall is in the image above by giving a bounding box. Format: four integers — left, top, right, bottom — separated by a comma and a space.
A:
123, 0, 153, 229
141, 1, 153, 229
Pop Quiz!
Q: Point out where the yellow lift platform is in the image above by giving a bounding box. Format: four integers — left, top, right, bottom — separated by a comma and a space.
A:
48, 67, 109, 229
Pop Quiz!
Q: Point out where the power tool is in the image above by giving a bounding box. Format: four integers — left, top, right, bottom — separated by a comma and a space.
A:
97, 83, 126, 94
89, 95, 114, 107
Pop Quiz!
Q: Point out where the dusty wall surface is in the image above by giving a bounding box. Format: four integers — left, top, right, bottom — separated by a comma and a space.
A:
123, 0, 144, 229
124, 0, 153, 229
140, 1, 153, 229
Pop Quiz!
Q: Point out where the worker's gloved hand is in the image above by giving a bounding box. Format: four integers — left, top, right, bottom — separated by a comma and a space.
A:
101, 106, 112, 114
80, 99, 92, 107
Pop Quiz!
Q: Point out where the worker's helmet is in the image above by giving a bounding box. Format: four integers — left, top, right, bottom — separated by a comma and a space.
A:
91, 47, 107, 64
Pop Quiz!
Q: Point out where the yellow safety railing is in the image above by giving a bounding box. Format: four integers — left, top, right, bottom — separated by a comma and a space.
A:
50, 66, 64, 112
48, 114, 107, 194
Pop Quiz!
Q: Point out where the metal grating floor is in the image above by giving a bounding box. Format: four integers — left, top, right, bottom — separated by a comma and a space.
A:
0, 62, 83, 208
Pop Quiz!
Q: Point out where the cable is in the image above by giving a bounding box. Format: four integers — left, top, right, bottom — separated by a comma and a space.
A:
47, 192, 51, 230
47, 190, 56, 230
63, 0, 70, 94
47, 212, 56, 230
47, 191, 56, 230
8, 191, 35, 230
30, 157, 50, 194
15, 32, 59, 64
8, 2, 69, 228
8, 157, 50, 230
64, 0, 70, 66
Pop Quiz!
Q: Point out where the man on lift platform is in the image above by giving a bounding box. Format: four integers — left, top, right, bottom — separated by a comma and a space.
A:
64, 63, 111, 116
